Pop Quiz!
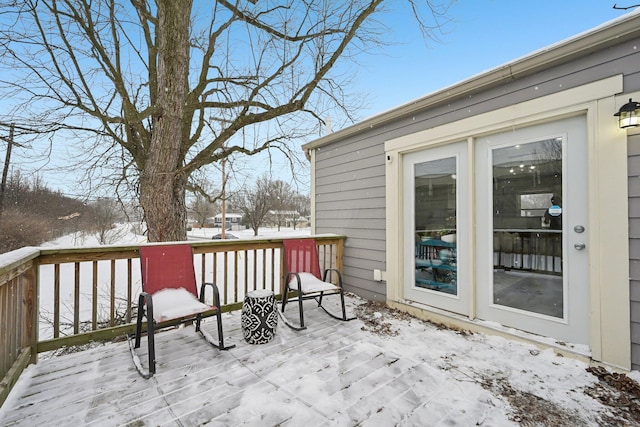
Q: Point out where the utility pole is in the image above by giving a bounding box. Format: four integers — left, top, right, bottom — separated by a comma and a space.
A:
221, 158, 226, 239
0, 124, 15, 218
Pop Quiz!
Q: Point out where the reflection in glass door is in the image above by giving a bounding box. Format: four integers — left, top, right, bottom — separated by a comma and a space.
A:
492, 139, 563, 318
414, 157, 458, 294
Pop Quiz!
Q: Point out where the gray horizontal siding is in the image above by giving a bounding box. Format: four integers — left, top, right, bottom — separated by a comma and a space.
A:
317, 195, 384, 208
628, 178, 640, 199
316, 221, 386, 239
314, 130, 387, 300
316, 186, 385, 202
316, 144, 383, 172
633, 313, 640, 369
630, 236, 640, 255
317, 172, 385, 192
629, 133, 640, 371
630, 258, 640, 282
317, 207, 386, 220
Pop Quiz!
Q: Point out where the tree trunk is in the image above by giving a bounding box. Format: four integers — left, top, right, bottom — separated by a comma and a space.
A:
139, 0, 192, 242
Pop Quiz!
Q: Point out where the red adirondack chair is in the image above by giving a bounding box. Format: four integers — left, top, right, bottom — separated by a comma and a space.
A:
280, 238, 354, 330
131, 244, 233, 378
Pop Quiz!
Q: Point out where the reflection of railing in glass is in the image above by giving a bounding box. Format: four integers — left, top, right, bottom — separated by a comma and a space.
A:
493, 229, 562, 273
415, 239, 457, 293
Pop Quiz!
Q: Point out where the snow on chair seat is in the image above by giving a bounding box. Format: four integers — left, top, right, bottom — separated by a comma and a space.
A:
130, 244, 234, 379
150, 287, 212, 323
287, 272, 340, 293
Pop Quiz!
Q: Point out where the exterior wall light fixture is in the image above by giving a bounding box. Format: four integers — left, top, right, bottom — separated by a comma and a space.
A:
614, 98, 640, 128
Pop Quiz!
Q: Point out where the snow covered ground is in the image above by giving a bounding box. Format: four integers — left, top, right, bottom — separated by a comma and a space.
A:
39, 223, 312, 247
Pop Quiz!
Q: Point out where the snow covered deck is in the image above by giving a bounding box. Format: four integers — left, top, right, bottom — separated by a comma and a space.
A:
1, 296, 637, 426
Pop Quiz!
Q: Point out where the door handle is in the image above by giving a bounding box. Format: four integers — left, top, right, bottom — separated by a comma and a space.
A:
574, 242, 586, 250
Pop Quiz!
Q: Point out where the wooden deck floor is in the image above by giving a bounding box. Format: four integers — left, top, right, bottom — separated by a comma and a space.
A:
0, 297, 483, 426
1, 295, 622, 426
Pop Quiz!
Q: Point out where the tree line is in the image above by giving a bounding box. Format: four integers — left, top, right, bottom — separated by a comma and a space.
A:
0, 171, 139, 253
189, 174, 310, 236
0, 168, 310, 253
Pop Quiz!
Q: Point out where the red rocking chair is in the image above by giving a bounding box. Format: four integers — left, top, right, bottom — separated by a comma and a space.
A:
130, 244, 233, 378
280, 238, 354, 330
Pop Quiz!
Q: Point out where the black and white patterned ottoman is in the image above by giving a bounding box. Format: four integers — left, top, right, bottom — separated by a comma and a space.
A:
241, 289, 278, 344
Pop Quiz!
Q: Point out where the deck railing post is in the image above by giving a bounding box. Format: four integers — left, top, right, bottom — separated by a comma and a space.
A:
336, 238, 344, 274
279, 242, 286, 296
0, 249, 40, 408
28, 260, 38, 365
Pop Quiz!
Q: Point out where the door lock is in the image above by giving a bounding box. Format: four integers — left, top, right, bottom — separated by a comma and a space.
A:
574, 242, 586, 250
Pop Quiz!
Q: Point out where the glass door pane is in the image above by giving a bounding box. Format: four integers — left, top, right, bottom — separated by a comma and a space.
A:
492, 138, 563, 318
414, 157, 457, 295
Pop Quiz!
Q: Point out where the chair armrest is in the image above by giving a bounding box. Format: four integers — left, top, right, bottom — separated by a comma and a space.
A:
285, 272, 300, 284
201, 282, 222, 309
322, 268, 343, 287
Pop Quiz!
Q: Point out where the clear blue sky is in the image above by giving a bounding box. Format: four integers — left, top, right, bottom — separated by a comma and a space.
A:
353, 0, 628, 119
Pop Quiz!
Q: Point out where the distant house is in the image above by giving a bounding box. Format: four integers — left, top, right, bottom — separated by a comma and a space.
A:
304, 10, 640, 371
268, 210, 299, 228
211, 213, 243, 230
295, 216, 311, 228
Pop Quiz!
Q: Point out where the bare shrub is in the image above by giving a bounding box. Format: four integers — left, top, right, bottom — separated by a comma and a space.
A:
0, 209, 53, 253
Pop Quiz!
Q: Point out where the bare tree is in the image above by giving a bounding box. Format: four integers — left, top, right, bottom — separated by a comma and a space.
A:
0, 0, 451, 242
268, 180, 295, 231
231, 174, 273, 236
0, 124, 14, 218
90, 197, 125, 245
290, 192, 310, 229
188, 193, 219, 228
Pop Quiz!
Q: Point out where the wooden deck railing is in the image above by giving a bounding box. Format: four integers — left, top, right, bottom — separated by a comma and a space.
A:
0, 235, 345, 408
0, 248, 39, 408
